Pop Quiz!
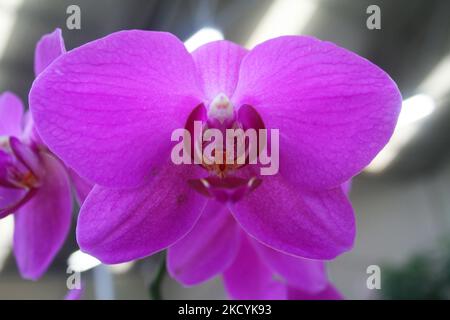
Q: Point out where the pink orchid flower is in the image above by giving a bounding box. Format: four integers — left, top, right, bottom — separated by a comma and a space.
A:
29, 31, 401, 267
0, 29, 82, 280
224, 235, 342, 300
168, 186, 351, 299
169, 201, 336, 300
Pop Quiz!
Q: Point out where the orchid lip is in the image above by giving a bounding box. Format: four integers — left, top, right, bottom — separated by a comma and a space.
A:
0, 146, 41, 215
0, 138, 42, 193
182, 101, 270, 175
188, 176, 262, 203
178, 99, 274, 203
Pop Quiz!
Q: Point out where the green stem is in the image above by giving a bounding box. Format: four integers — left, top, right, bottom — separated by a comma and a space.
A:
149, 254, 166, 300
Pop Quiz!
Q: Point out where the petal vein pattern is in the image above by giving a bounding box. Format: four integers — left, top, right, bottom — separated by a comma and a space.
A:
30, 30, 203, 188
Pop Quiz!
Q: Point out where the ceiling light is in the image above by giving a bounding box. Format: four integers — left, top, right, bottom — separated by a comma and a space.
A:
0, 215, 14, 272
419, 54, 450, 100
365, 94, 435, 173
0, 0, 24, 59
108, 261, 135, 275
397, 94, 435, 128
184, 27, 224, 52
246, 0, 318, 48
68, 250, 101, 272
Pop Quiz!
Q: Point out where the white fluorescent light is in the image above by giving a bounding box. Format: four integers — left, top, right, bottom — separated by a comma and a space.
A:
419, 54, 450, 99
367, 48, 449, 174
0, 215, 14, 272
366, 94, 436, 173
184, 27, 224, 52
68, 250, 101, 272
365, 148, 398, 174
108, 261, 135, 275
68, 250, 136, 274
397, 94, 435, 128
0, 0, 24, 59
246, 0, 318, 49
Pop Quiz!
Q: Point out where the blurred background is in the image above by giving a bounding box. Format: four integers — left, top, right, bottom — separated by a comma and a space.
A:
0, 0, 450, 299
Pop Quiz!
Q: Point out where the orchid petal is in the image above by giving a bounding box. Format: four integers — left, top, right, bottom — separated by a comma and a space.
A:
223, 236, 286, 300
167, 200, 240, 286
13, 153, 72, 280
77, 163, 207, 264
192, 40, 247, 102
230, 174, 355, 260
252, 239, 328, 293
34, 28, 66, 76
233, 36, 401, 190
30, 30, 203, 188
0, 92, 24, 137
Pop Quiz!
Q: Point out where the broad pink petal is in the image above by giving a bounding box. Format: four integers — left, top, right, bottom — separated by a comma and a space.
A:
252, 239, 328, 293
13, 152, 72, 280
229, 174, 355, 260
288, 283, 343, 300
167, 200, 240, 286
34, 28, 66, 76
223, 236, 286, 300
192, 41, 247, 102
0, 92, 24, 137
77, 163, 207, 264
233, 36, 402, 190
30, 30, 203, 188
